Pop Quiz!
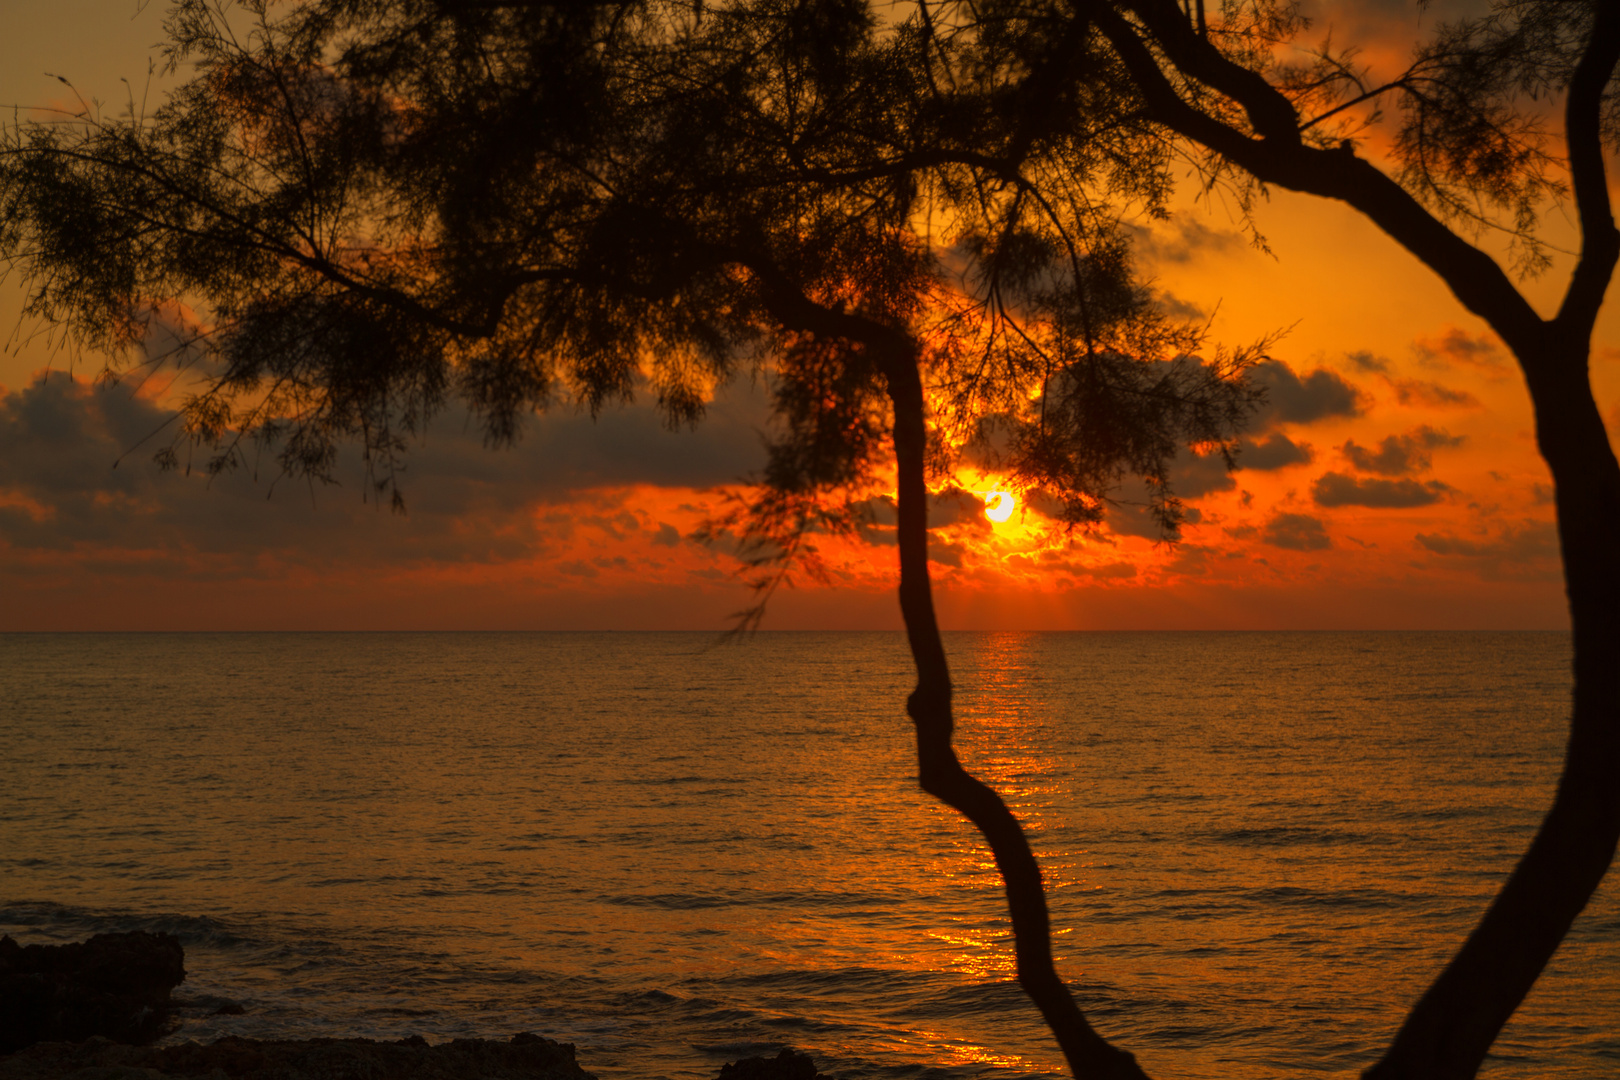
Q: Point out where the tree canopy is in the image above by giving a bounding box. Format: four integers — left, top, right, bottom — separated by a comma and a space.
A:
0, 0, 1256, 536
0, 4, 1259, 1075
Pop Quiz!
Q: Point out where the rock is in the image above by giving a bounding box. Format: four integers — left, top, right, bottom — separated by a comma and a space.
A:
0, 933, 187, 1054
0, 1034, 596, 1080
168, 994, 246, 1022
718, 1049, 820, 1080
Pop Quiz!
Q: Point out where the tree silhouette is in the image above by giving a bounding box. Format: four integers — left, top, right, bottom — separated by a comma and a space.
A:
921, 0, 1612, 1077
10, 1, 1601, 1080
0, 1, 1253, 1074
12, 0, 1607, 1075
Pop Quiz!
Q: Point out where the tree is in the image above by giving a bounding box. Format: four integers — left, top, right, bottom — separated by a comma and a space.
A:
921, 0, 1612, 1077
0, 2, 1251, 1078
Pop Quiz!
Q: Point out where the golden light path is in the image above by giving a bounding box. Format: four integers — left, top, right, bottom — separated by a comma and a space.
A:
983, 491, 1015, 523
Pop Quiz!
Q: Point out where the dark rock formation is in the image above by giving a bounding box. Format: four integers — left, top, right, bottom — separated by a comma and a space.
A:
0, 1033, 597, 1080
718, 1049, 820, 1080
0, 932, 186, 1054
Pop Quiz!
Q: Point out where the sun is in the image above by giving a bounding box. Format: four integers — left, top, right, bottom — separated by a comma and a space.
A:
983, 490, 1015, 523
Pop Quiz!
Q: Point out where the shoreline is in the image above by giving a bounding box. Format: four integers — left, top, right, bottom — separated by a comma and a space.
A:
0, 1035, 824, 1080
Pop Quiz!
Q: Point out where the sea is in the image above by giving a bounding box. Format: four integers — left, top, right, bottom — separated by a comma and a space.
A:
1, 632, 1615, 1080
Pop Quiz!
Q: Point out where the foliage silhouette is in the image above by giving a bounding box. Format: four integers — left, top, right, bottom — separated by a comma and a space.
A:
921, 0, 1613, 1077
13, 1, 1607, 1080
0, 0, 1257, 1069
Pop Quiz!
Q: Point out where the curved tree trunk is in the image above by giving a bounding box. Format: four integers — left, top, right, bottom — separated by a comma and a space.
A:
875, 339, 1150, 1080
1363, 335, 1620, 1080
740, 257, 1152, 1078
1091, 5, 1620, 1072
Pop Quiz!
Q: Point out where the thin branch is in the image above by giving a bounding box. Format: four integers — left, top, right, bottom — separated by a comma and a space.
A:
1554, 2, 1620, 335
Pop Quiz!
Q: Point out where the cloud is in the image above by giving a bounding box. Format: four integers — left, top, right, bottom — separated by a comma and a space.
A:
1171, 448, 1239, 497
130, 300, 214, 372
1106, 498, 1194, 540
1312, 471, 1453, 508
1262, 512, 1331, 551
1102, 452, 1229, 539
852, 487, 991, 546
1080, 560, 1138, 579
1385, 377, 1481, 409
1131, 217, 1246, 266
1414, 521, 1560, 581
1156, 291, 1209, 321
1414, 524, 1554, 558
928, 486, 993, 530
1345, 351, 1390, 373
928, 538, 966, 567
1236, 432, 1313, 470
0, 370, 771, 567
1021, 488, 1069, 521
1340, 425, 1464, 476
854, 494, 898, 529
1250, 360, 1364, 426
1414, 326, 1506, 371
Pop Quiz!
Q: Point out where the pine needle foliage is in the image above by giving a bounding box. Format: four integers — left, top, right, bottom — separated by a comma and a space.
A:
0, 0, 1259, 545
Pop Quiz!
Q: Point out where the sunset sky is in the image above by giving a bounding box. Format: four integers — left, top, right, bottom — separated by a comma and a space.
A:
1, 0, 1615, 630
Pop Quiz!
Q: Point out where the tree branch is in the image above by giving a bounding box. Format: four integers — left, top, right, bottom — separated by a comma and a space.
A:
1120, 0, 1299, 143
1085, 3, 1620, 1076
1088, 1, 1545, 355
732, 247, 1150, 1080
1555, 3, 1620, 336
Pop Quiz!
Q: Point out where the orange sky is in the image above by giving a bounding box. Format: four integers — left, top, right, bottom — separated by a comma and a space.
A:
0, 0, 1613, 630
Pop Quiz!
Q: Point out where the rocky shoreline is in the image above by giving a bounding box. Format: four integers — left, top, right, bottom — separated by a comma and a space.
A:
0, 933, 823, 1080
0, 1033, 599, 1080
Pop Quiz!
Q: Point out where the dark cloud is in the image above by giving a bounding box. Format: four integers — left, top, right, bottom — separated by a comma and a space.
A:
1080, 560, 1138, 579
1414, 524, 1553, 558
1130, 217, 1246, 266
1312, 471, 1453, 508
0, 370, 771, 565
132, 302, 214, 372
1414, 326, 1506, 371
1156, 291, 1208, 321
1105, 497, 1204, 540
416, 375, 772, 507
1102, 455, 1226, 540
1164, 544, 1211, 576
1105, 500, 1162, 540
928, 538, 966, 567
1171, 448, 1239, 498
1414, 521, 1560, 581
928, 486, 993, 530
852, 487, 992, 546
1262, 512, 1331, 551
1250, 360, 1364, 426
855, 494, 898, 529
1236, 432, 1313, 470
1021, 488, 1068, 521
1054, 446, 1237, 541
1345, 351, 1390, 373
1341, 425, 1464, 475
1385, 377, 1481, 409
